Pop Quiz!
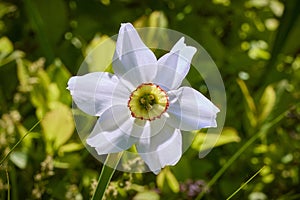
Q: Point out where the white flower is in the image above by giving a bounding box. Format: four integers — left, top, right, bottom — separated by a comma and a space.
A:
67, 23, 220, 174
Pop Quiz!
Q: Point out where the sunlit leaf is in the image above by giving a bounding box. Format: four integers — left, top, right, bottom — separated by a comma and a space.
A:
249, 192, 267, 200
47, 59, 72, 105
41, 103, 75, 153
0, 37, 13, 56
30, 86, 48, 119
0, 2, 16, 18
258, 85, 276, 122
10, 151, 28, 169
148, 11, 168, 28
85, 35, 115, 73
53, 160, 70, 169
156, 168, 165, 190
165, 168, 180, 193
16, 59, 30, 90
237, 79, 257, 127
133, 191, 160, 200
58, 143, 83, 156
0, 37, 24, 67
47, 83, 60, 104
192, 127, 240, 152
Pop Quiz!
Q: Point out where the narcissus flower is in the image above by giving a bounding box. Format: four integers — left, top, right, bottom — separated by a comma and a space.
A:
67, 23, 219, 174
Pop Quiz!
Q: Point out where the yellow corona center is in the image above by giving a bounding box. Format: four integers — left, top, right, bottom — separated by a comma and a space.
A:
128, 83, 169, 121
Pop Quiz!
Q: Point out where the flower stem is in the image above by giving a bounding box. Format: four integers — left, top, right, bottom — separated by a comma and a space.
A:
0, 120, 41, 166
226, 165, 265, 200
91, 152, 123, 200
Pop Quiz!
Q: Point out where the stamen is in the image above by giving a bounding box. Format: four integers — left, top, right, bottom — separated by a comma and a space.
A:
148, 94, 154, 100
140, 98, 146, 104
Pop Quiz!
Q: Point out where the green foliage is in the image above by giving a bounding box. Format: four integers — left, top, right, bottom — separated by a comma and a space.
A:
0, 0, 299, 199
41, 103, 75, 154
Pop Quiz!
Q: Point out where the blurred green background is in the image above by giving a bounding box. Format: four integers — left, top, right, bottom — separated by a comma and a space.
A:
0, 0, 300, 199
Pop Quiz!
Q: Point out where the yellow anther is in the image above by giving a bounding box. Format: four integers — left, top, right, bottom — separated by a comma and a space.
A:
140, 98, 146, 104
148, 94, 155, 100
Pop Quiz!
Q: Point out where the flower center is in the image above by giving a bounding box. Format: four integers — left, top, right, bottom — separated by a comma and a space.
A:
128, 83, 169, 121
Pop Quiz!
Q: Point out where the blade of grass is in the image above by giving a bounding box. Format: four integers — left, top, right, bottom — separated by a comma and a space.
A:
258, 0, 300, 87
0, 120, 40, 166
195, 109, 288, 200
23, 0, 55, 62
91, 152, 123, 200
6, 169, 10, 200
226, 166, 265, 200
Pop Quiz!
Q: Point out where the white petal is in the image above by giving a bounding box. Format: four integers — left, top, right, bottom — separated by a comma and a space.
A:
136, 115, 168, 139
118, 64, 158, 89
86, 105, 139, 154
67, 72, 128, 116
136, 124, 182, 174
113, 23, 157, 79
154, 37, 197, 90
166, 87, 220, 131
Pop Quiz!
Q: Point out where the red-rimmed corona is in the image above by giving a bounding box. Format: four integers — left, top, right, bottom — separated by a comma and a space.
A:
128, 83, 169, 121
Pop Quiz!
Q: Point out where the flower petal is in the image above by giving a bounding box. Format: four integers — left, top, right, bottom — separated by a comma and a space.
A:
118, 64, 159, 89
113, 23, 157, 80
86, 105, 138, 154
154, 37, 197, 90
68, 72, 129, 116
166, 87, 220, 131
136, 124, 182, 174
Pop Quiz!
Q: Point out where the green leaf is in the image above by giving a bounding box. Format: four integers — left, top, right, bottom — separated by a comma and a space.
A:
237, 79, 257, 128
47, 83, 60, 104
41, 103, 75, 153
133, 191, 160, 200
16, 59, 30, 90
47, 59, 72, 105
192, 127, 240, 152
85, 35, 115, 72
0, 2, 16, 18
58, 143, 83, 156
165, 168, 180, 193
0, 37, 13, 56
9, 151, 28, 169
258, 85, 276, 123
148, 11, 168, 28
0, 37, 24, 67
156, 168, 166, 190
30, 86, 48, 119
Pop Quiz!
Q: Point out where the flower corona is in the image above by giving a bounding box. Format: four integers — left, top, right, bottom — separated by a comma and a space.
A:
128, 83, 169, 121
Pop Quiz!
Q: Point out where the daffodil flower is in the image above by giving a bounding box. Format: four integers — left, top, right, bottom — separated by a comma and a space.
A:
67, 23, 220, 174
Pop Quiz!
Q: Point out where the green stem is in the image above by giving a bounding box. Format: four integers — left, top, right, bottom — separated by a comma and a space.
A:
91, 153, 123, 200
195, 110, 287, 200
0, 120, 41, 166
226, 165, 265, 200
6, 169, 10, 200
